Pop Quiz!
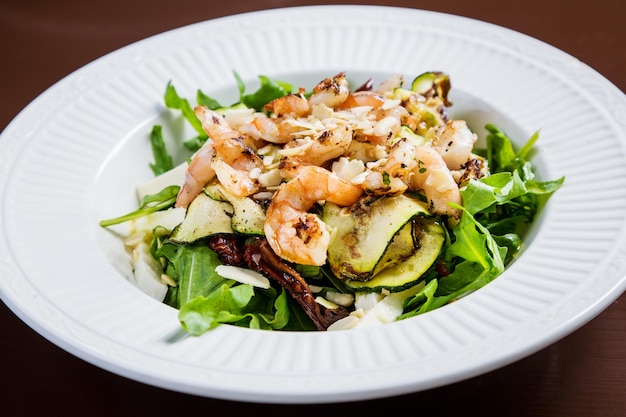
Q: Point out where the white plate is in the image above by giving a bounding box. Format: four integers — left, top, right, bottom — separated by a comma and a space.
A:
1, 5, 625, 404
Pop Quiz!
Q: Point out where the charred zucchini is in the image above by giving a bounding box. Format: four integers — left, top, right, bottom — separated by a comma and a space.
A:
323, 194, 430, 281
169, 192, 234, 243
411, 71, 451, 106
169, 182, 266, 243
204, 184, 265, 235
343, 217, 445, 292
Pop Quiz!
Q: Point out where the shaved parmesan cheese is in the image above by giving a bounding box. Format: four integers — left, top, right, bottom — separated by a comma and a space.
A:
215, 265, 271, 289
325, 291, 354, 307
331, 157, 365, 182
328, 286, 422, 330
315, 296, 339, 310
131, 242, 168, 301
136, 161, 188, 200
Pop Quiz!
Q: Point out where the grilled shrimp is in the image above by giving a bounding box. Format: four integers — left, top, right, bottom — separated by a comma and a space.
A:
175, 139, 217, 208
264, 90, 311, 117
431, 119, 477, 170
280, 124, 353, 167
308, 72, 351, 108
337, 90, 386, 110
239, 114, 306, 144
264, 165, 363, 265
175, 107, 262, 207
240, 79, 350, 144
361, 137, 462, 218
408, 144, 462, 218
211, 136, 263, 197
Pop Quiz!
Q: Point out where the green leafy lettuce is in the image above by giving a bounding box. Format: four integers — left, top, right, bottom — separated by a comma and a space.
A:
148, 125, 174, 176
233, 71, 292, 111
399, 125, 564, 319
156, 241, 292, 334
98, 185, 179, 227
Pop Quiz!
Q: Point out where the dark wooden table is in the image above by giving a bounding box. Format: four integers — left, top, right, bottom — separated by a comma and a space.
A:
1, 1, 624, 415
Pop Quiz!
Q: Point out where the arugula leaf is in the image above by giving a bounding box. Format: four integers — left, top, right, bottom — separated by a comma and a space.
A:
99, 185, 179, 227
182, 136, 206, 153
526, 176, 565, 196
248, 287, 291, 330
494, 233, 523, 265
398, 279, 439, 318
294, 264, 323, 280
485, 124, 518, 173
149, 125, 174, 176
444, 203, 506, 280
178, 283, 254, 334
400, 216, 505, 318
233, 70, 246, 98
237, 72, 292, 111
158, 241, 292, 334
485, 124, 541, 174
178, 285, 292, 334
196, 89, 222, 110
164, 81, 208, 139
448, 204, 505, 270
156, 242, 225, 306
516, 129, 539, 161
400, 125, 563, 319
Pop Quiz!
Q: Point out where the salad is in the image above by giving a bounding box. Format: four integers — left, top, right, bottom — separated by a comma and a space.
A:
100, 71, 563, 333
